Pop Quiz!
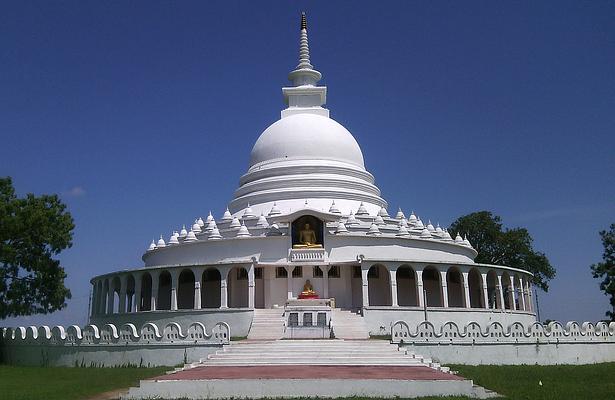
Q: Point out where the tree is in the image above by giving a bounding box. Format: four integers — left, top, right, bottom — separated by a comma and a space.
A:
590, 224, 615, 321
0, 177, 74, 318
449, 211, 555, 291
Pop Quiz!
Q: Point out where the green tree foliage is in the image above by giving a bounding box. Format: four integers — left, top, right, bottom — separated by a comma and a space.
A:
0, 177, 74, 318
449, 211, 555, 291
590, 223, 615, 321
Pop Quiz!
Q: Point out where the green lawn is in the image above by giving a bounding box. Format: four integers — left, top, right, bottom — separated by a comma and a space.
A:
0, 365, 168, 400
452, 363, 615, 400
1, 363, 614, 400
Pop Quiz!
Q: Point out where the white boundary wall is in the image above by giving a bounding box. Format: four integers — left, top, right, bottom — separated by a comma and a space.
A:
0, 321, 229, 367
392, 320, 615, 365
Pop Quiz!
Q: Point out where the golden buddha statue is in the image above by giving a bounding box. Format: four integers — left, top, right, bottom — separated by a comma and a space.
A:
299, 279, 318, 299
293, 223, 322, 248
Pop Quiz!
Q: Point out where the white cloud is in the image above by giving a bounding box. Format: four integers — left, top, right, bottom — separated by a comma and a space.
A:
63, 186, 86, 197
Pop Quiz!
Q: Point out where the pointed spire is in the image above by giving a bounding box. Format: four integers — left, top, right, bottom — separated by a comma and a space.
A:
179, 225, 188, 238
236, 221, 251, 238
329, 200, 341, 214
395, 207, 406, 220
221, 207, 232, 222
192, 220, 202, 233
367, 223, 381, 236
378, 206, 389, 218
197, 217, 205, 227
148, 239, 156, 251
206, 211, 214, 223
156, 235, 166, 248
374, 214, 385, 226
256, 213, 269, 229
185, 229, 198, 242
346, 210, 359, 225
288, 12, 321, 86
268, 202, 282, 216
396, 224, 410, 237
208, 226, 222, 240
230, 217, 241, 229
242, 203, 256, 219
335, 220, 348, 234
168, 231, 179, 245
356, 202, 369, 216
420, 228, 432, 238
455, 232, 464, 243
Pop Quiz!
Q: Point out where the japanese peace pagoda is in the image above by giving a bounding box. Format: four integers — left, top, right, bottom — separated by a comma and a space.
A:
88, 13, 536, 340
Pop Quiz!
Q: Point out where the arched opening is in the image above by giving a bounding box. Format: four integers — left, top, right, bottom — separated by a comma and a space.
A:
228, 266, 248, 308
126, 275, 135, 312
446, 267, 464, 308
396, 265, 418, 306
367, 264, 391, 306
514, 274, 523, 310
502, 272, 512, 310
177, 269, 195, 310
468, 268, 484, 308
140, 272, 152, 311
111, 276, 121, 313
486, 270, 498, 309
423, 266, 443, 307
157, 271, 172, 310
202, 268, 221, 308
291, 215, 324, 248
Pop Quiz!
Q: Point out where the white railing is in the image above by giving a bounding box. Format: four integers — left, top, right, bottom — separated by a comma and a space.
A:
289, 248, 326, 262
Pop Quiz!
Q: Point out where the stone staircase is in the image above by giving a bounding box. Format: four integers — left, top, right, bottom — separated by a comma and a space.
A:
331, 308, 369, 339
185, 339, 448, 372
247, 308, 285, 340
125, 340, 501, 399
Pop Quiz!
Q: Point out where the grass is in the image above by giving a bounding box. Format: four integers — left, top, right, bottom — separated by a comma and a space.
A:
0, 364, 168, 400
451, 363, 615, 400
1, 363, 614, 399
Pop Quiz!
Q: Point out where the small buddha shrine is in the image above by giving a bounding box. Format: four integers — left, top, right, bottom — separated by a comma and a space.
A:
299, 280, 318, 299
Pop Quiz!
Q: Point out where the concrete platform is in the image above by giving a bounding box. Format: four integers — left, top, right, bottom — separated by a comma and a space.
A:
123, 365, 496, 399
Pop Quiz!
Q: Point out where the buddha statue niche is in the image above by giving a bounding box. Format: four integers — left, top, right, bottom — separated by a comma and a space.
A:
299, 279, 318, 299
293, 223, 322, 249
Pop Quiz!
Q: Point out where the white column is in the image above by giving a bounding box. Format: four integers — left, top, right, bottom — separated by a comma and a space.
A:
151, 272, 159, 311
416, 269, 424, 308
526, 281, 533, 312
519, 280, 527, 311
248, 264, 255, 309
462, 272, 471, 308
440, 270, 449, 308
193, 267, 203, 310
361, 266, 369, 307
496, 274, 505, 310
220, 271, 228, 308
133, 273, 142, 312
322, 266, 330, 299
106, 279, 114, 314
390, 268, 398, 307
481, 273, 489, 309
286, 266, 294, 300
509, 276, 517, 311
170, 270, 178, 311
118, 275, 127, 313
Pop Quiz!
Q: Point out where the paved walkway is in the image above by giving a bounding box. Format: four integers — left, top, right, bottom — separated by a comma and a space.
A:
153, 365, 463, 381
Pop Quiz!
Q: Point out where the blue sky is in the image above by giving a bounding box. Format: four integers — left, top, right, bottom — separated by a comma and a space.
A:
1, 1, 614, 326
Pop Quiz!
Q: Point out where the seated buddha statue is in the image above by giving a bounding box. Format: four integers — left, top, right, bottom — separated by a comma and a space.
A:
293, 223, 323, 248
299, 279, 318, 299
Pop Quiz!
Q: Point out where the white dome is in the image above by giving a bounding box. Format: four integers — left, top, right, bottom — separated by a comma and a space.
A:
250, 114, 365, 169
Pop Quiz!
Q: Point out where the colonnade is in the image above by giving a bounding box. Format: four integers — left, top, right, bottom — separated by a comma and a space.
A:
360, 263, 534, 312
90, 264, 254, 316
91, 263, 534, 317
